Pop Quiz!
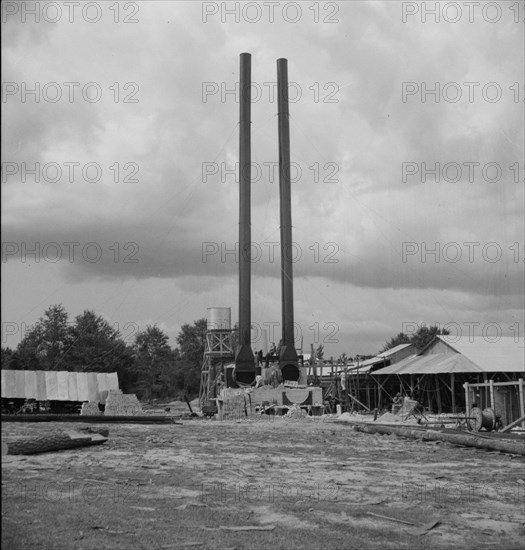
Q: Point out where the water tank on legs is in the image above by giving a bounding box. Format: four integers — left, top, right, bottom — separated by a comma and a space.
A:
207, 307, 231, 331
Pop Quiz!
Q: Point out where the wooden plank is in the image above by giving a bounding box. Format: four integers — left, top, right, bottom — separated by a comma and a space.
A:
451, 373, 456, 414
500, 415, 525, 433
435, 375, 442, 414
467, 381, 523, 388
519, 379, 525, 428
348, 393, 370, 412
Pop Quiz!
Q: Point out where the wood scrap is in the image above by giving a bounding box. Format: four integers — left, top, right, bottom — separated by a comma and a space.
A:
367, 512, 416, 526
161, 543, 203, 548
219, 525, 275, 531
78, 426, 109, 437
414, 520, 441, 536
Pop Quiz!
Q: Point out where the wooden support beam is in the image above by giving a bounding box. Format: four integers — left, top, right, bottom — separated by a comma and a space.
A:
451, 373, 456, 414
500, 415, 525, 433
464, 382, 470, 413
489, 378, 495, 410
348, 393, 371, 412
435, 375, 442, 414
518, 378, 525, 428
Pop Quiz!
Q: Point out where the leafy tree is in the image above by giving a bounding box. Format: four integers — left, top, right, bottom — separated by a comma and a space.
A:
172, 358, 201, 398
67, 310, 134, 389
380, 325, 450, 353
410, 325, 450, 351
176, 319, 207, 366
1, 347, 17, 369
315, 344, 324, 361
380, 332, 410, 353
16, 305, 71, 370
132, 325, 177, 400
174, 319, 208, 399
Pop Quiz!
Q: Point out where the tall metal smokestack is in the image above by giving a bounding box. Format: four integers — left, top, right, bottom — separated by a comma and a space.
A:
235, 52, 256, 385
277, 58, 300, 382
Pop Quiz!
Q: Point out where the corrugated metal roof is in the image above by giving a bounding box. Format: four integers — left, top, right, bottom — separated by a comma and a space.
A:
372, 353, 482, 375
372, 336, 525, 375
437, 336, 525, 373
0, 370, 120, 403
377, 343, 413, 358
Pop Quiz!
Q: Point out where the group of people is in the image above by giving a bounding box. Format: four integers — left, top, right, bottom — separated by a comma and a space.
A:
254, 340, 283, 368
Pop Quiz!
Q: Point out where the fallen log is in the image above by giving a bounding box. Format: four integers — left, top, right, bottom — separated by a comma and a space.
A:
353, 423, 525, 455
2, 430, 108, 455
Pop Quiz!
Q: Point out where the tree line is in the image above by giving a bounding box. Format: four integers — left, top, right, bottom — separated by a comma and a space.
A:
1, 304, 449, 399
1, 304, 207, 401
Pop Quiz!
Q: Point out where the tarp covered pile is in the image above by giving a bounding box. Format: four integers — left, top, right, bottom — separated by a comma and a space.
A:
1, 370, 119, 404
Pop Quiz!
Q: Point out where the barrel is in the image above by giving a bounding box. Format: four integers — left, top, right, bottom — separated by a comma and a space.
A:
207, 307, 231, 331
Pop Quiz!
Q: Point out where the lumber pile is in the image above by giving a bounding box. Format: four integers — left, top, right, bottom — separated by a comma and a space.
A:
80, 402, 102, 415
104, 389, 142, 416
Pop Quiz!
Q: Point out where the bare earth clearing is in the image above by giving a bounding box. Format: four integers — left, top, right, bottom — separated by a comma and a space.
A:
2, 418, 524, 550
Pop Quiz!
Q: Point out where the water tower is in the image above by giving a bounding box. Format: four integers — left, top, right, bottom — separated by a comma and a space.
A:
199, 307, 235, 409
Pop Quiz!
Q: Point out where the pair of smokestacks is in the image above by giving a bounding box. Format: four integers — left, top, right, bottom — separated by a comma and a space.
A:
234, 53, 300, 385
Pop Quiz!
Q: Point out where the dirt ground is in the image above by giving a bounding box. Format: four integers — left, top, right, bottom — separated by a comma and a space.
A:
2, 417, 524, 550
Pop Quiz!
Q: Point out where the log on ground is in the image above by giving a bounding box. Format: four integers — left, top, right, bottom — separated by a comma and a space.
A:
353, 423, 525, 455
2, 430, 108, 455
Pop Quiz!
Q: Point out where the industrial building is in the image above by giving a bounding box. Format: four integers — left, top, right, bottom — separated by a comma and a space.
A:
371, 336, 525, 422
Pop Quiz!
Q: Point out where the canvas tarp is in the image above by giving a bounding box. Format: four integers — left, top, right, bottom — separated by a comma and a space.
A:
36, 371, 47, 401
25, 370, 38, 399
45, 371, 58, 400
1, 370, 120, 403
67, 372, 78, 402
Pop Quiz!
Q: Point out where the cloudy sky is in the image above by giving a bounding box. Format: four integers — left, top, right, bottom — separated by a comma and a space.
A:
2, 1, 524, 357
